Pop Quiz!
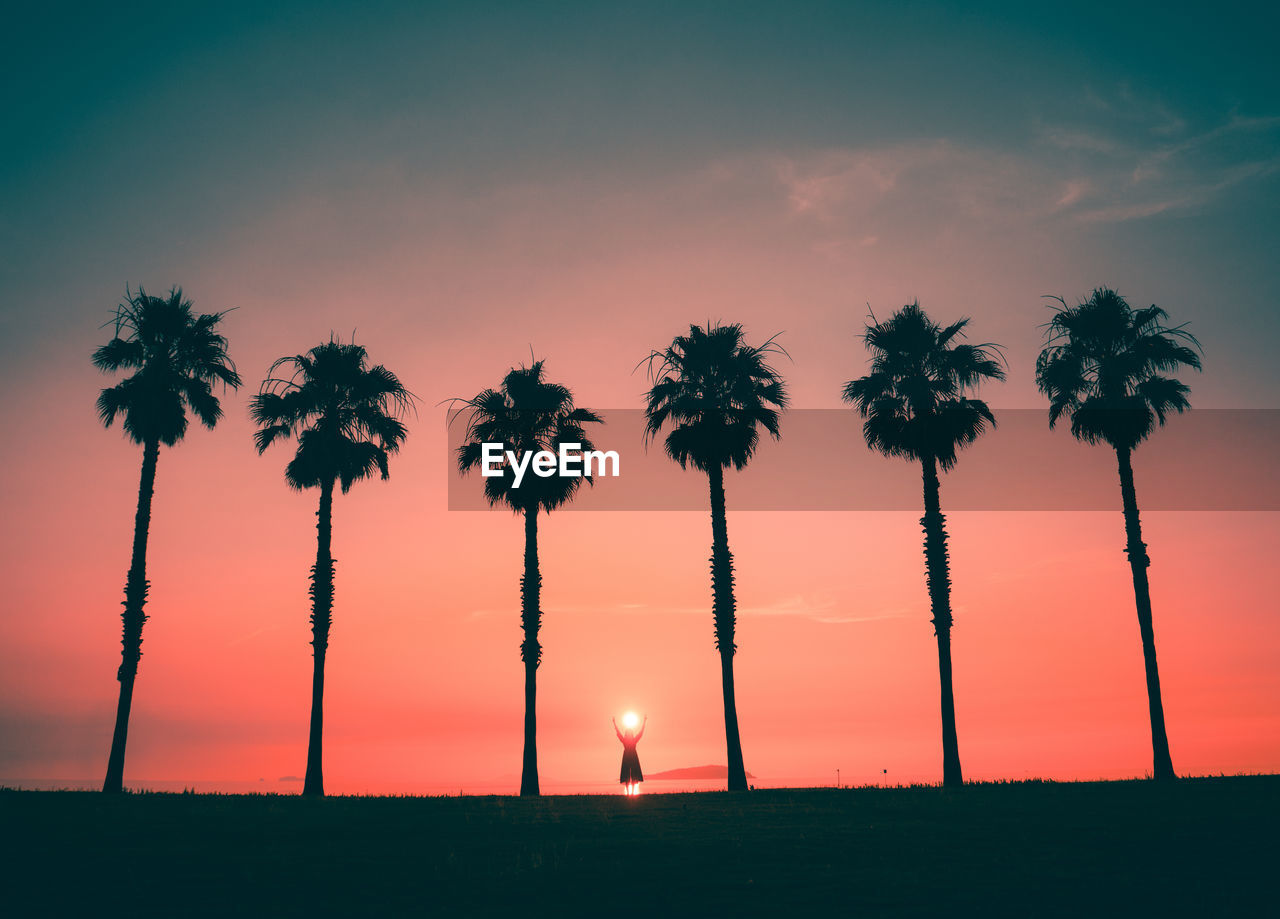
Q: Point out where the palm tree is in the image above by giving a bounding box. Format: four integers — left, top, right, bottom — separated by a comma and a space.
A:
94, 286, 241, 794
251, 339, 412, 797
1036, 288, 1200, 781
454, 361, 602, 796
842, 302, 1003, 788
642, 323, 788, 792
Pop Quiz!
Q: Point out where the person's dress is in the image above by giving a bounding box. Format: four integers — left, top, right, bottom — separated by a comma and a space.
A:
619, 739, 643, 784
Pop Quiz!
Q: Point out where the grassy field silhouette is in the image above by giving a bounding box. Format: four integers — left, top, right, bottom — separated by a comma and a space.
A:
3, 776, 1274, 916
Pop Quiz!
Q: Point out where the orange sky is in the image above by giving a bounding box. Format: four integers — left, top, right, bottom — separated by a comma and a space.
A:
3, 334, 1278, 790
2, 2, 1279, 792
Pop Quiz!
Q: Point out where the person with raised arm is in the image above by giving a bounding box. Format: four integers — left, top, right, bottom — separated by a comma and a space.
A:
614, 713, 646, 795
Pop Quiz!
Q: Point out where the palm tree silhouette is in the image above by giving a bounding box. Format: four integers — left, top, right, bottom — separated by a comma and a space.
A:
93, 287, 241, 794
1036, 288, 1201, 781
843, 302, 1003, 788
642, 323, 788, 792
251, 339, 412, 797
454, 360, 603, 796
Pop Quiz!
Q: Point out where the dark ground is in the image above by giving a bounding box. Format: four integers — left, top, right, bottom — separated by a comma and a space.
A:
2, 776, 1276, 917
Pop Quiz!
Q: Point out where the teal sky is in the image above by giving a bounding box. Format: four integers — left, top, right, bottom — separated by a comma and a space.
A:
3, 1, 1278, 404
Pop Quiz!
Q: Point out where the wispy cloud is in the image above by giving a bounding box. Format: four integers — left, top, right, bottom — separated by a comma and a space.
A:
1054, 179, 1092, 210
741, 594, 910, 624
1038, 128, 1118, 155
811, 612, 911, 625
464, 594, 906, 625
736, 98, 1280, 247
1036, 104, 1280, 223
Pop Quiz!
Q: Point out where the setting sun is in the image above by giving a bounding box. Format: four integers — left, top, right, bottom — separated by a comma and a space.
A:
622, 711, 639, 730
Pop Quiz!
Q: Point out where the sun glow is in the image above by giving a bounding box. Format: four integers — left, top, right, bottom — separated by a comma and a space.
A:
622, 711, 639, 729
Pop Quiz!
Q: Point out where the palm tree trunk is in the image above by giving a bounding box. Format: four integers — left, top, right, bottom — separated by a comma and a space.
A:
921, 456, 963, 788
103, 437, 160, 794
520, 507, 542, 796
303, 478, 335, 797
1115, 447, 1176, 781
708, 465, 748, 792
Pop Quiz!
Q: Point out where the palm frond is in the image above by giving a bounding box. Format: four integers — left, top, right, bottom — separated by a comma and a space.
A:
1034, 288, 1201, 450
253, 337, 415, 492
642, 321, 788, 474
93, 286, 240, 446
453, 358, 603, 513
842, 302, 1003, 464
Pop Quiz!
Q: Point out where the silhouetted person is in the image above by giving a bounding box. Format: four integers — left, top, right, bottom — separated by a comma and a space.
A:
614, 715, 646, 795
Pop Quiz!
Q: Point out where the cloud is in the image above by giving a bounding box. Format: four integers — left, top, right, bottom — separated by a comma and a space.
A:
739, 594, 838, 617
743, 103, 1280, 248
1037, 128, 1118, 155
1074, 198, 1183, 224
774, 151, 901, 220
468, 594, 900, 625
812, 613, 910, 625
1081, 83, 1188, 138
738, 594, 908, 624
1054, 179, 1092, 209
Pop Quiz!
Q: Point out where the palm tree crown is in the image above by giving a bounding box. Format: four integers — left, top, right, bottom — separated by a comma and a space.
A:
455, 361, 603, 513
1035, 288, 1201, 450
94, 287, 241, 445
842, 302, 1004, 469
642, 322, 788, 472
250, 339, 412, 491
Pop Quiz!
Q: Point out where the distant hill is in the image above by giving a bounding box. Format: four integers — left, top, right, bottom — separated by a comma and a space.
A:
646, 765, 756, 781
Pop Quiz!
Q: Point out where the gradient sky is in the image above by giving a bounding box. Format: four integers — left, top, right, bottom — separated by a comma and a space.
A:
2, 1, 1278, 791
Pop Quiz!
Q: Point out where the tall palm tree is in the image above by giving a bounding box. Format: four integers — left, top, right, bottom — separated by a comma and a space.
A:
454, 361, 602, 797
642, 323, 788, 792
842, 302, 1003, 788
251, 339, 412, 797
1036, 288, 1200, 781
93, 286, 240, 794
